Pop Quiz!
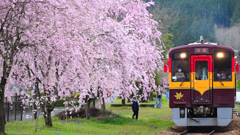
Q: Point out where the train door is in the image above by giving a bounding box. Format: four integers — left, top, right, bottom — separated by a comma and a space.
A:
191, 55, 212, 105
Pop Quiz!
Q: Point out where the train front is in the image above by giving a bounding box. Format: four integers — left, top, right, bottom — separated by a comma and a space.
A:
165, 43, 239, 126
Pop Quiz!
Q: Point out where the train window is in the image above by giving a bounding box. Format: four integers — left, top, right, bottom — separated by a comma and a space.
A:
171, 50, 190, 82
214, 50, 232, 81
195, 61, 208, 80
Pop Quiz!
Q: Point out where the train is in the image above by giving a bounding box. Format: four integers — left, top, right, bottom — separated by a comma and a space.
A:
164, 38, 240, 126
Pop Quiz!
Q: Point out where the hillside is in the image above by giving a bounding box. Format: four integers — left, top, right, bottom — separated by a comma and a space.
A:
147, 0, 240, 47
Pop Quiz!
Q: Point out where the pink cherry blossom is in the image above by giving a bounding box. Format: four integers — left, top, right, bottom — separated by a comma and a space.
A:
0, 0, 163, 132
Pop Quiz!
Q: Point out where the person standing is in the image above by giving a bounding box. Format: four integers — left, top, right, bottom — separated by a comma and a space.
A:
165, 84, 169, 100
131, 96, 140, 119
154, 84, 163, 108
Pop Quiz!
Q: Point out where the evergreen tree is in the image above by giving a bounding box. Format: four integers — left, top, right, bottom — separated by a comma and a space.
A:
147, 0, 240, 46
230, 0, 240, 26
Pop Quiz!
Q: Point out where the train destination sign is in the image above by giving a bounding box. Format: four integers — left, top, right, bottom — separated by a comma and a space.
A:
194, 48, 209, 53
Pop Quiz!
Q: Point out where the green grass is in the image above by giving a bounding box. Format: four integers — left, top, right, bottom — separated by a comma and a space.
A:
107, 98, 171, 120
234, 104, 240, 112
5, 99, 174, 135
113, 97, 169, 105
237, 80, 240, 89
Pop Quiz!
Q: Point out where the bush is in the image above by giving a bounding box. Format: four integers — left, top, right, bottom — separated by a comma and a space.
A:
55, 98, 80, 107
56, 107, 118, 120
153, 97, 168, 102
122, 106, 127, 109
70, 93, 80, 99
153, 92, 157, 97
55, 99, 65, 107
162, 97, 169, 102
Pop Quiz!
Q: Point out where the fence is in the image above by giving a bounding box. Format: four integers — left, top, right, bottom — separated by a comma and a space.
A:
4, 94, 24, 122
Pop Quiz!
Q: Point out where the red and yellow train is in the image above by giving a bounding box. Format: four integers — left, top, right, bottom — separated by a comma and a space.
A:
164, 40, 239, 126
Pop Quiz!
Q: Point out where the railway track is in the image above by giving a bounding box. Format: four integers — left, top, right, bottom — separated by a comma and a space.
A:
178, 108, 240, 135
208, 128, 217, 135
157, 108, 240, 135
179, 126, 218, 135
179, 129, 188, 135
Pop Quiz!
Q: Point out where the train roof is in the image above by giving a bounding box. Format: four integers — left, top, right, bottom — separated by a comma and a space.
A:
168, 43, 234, 56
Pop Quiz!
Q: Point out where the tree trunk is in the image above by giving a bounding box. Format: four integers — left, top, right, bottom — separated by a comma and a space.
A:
149, 92, 153, 101
33, 90, 37, 119
35, 79, 54, 127
43, 100, 54, 127
0, 78, 6, 134
92, 93, 95, 108
0, 93, 5, 134
101, 97, 106, 111
127, 98, 131, 103
85, 99, 91, 120
44, 109, 53, 127
121, 98, 126, 106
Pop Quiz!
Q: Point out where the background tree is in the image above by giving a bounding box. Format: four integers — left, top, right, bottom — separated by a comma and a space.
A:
147, 0, 240, 46
230, 0, 240, 26
215, 25, 240, 50
160, 33, 174, 59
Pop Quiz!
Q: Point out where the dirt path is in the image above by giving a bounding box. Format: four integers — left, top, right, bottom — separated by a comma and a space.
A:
154, 114, 240, 135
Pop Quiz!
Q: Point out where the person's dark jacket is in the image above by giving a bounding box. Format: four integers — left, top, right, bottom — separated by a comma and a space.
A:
131, 99, 139, 111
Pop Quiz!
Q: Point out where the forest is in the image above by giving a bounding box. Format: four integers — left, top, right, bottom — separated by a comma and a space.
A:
147, 0, 240, 50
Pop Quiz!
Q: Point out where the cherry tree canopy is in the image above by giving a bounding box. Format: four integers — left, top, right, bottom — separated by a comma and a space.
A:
1, 0, 162, 115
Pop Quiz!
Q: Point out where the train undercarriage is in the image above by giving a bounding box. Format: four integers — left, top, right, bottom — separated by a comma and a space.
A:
172, 107, 233, 126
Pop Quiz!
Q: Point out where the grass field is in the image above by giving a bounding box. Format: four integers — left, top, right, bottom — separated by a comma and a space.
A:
5, 98, 174, 135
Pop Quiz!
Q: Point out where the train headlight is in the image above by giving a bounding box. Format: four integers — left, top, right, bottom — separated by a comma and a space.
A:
217, 52, 224, 58
180, 53, 186, 58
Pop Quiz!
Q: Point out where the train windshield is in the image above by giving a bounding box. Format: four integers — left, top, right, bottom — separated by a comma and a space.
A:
171, 50, 190, 82
214, 50, 232, 81
195, 61, 208, 80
